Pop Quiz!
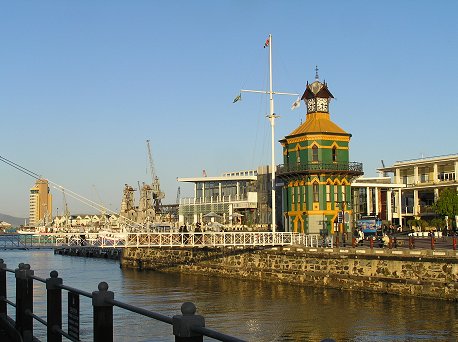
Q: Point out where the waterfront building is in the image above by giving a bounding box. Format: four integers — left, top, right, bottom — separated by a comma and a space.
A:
377, 154, 458, 226
350, 176, 405, 225
29, 178, 52, 227
276, 74, 363, 234
53, 214, 120, 229
177, 168, 272, 229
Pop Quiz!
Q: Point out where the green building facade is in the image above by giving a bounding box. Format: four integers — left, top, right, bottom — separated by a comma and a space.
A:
277, 75, 363, 235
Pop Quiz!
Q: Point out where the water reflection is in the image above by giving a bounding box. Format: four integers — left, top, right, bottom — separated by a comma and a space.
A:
1, 250, 457, 341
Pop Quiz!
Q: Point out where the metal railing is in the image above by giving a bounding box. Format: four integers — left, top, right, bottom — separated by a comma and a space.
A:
0, 261, 246, 342
277, 161, 363, 176
0, 233, 63, 249
0, 232, 322, 250
119, 232, 320, 249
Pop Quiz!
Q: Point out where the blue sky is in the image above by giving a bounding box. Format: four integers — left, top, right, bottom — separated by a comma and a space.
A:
1, 1, 457, 217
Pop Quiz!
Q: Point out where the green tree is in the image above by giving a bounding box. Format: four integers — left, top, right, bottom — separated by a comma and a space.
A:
432, 188, 458, 221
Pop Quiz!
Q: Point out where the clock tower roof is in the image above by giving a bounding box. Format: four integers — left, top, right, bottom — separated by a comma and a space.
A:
287, 112, 349, 137
300, 80, 334, 101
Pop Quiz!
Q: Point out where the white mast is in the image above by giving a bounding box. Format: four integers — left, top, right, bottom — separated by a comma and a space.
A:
267, 34, 277, 233
239, 34, 298, 232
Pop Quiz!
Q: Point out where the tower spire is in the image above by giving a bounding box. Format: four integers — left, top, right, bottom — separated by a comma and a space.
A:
315, 65, 319, 80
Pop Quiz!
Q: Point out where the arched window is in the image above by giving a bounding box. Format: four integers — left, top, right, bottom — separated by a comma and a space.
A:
332, 146, 337, 162
312, 145, 318, 162
313, 182, 319, 202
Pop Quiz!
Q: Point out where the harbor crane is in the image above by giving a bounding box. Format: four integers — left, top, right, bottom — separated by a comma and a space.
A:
146, 139, 165, 213
62, 189, 70, 227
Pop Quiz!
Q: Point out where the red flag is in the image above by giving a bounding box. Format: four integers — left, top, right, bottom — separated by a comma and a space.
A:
263, 37, 270, 48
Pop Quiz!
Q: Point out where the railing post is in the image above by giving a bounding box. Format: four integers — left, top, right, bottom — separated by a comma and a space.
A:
15, 263, 34, 342
370, 237, 374, 249
409, 236, 415, 249
47, 270, 63, 342
453, 236, 457, 250
430, 235, 435, 250
0, 259, 6, 318
92, 281, 114, 342
173, 302, 205, 342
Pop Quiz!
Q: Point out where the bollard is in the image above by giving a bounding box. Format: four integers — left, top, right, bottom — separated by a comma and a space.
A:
173, 302, 205, 342
370, 237, 374, 249
0, 259, 6, 318
430, 236, 435, 250
335, 235, 339, 248
15, 263, 34, 342
92, 282, 114, 342
453, 236, 457, 250
352, 237, 356, 248
47, 270, 63, 342
409, 236, 414, 249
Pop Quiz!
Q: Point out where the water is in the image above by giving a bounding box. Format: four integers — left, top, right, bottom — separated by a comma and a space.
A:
1, 249, 457, 342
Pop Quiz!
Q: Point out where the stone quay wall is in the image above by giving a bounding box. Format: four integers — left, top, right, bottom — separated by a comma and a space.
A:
121, 246, 458, 300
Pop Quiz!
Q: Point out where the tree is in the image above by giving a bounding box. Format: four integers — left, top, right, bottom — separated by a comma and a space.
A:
432, 188, 458, 227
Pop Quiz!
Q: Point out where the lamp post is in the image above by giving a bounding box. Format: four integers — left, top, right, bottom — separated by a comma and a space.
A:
336, 201, 351, 247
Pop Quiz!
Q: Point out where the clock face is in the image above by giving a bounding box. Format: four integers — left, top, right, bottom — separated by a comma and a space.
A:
307, 99, 316, 112
316, 98, 328, 112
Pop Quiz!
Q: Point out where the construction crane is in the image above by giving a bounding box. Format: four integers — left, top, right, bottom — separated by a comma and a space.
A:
146, 139, 165, 213
62, 189, 70, 228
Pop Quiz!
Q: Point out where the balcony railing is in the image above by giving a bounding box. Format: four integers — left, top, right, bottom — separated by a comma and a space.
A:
180, 195, 251, 205
277, 161, 363, 177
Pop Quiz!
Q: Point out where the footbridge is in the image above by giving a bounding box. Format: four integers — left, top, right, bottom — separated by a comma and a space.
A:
0, 232, 320, 249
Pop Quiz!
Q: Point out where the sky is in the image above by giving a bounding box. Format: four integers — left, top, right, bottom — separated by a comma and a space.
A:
1, 1, 457, 218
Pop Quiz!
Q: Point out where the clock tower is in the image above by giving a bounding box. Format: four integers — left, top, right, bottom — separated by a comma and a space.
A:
277, 69, 363, 235
304, 67, 334, 113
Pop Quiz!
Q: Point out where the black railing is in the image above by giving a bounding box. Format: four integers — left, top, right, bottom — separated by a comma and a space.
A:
0, 261, 245, 342
276, 161, 363, 177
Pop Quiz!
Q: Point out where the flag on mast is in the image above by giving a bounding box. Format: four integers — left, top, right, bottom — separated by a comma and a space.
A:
263, 37, 270, 48
291, 96, 301, 110
233, 93, 242, 103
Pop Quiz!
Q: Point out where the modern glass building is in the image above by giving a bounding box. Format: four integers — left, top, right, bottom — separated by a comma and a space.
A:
177, 168, 272, 229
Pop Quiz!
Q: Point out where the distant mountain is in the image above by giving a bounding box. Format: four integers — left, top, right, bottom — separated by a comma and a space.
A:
0, 213, 27, 227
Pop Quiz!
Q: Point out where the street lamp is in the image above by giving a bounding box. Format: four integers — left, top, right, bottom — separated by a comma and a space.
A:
336, 201, 351, 247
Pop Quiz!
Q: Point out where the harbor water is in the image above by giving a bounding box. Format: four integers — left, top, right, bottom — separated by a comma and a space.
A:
1, 248, 457, 342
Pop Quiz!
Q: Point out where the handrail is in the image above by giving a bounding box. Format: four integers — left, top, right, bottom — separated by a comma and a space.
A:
0, 260, 246, 341
277, 161, 363, 175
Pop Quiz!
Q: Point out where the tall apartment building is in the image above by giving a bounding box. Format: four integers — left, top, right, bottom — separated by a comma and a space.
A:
29, 179, 52, 226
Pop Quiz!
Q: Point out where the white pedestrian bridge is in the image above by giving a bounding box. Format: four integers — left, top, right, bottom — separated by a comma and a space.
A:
0, 232, 321, 249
